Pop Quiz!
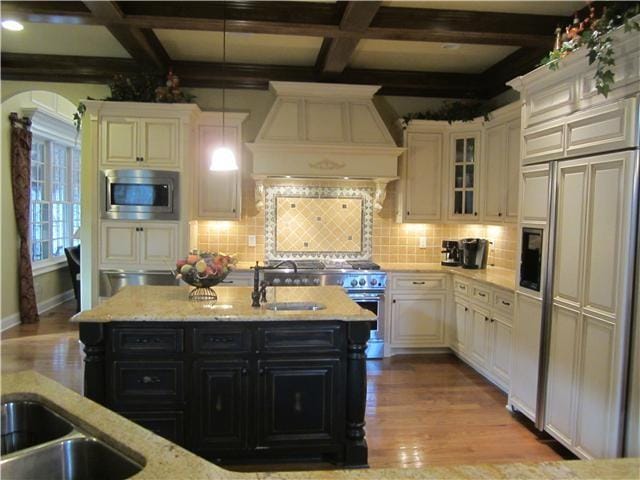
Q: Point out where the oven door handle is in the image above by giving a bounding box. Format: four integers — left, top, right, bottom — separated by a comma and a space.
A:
349, 293, 384, 300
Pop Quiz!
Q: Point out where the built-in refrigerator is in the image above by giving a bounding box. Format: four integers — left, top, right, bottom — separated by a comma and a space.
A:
508, 94, 640, 459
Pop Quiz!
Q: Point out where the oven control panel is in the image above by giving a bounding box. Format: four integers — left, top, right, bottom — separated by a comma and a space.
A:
263, 271, 387, 291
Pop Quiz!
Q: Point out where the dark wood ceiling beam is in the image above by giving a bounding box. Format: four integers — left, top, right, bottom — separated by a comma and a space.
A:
481, 47, 550, 98
2, 1, 567, 47
1, 53, 484, 98
316, 1, 381, 75
82, 1, 169, 71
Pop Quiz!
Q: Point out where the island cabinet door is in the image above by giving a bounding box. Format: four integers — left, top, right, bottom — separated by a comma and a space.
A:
256, 358, 344, 448
192, 360, 250, 450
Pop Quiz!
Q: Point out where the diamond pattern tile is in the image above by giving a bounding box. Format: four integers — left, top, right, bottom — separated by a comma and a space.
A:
276, 197, 362, 253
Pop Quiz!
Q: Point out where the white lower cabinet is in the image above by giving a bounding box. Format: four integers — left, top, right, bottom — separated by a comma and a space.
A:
101, 221, 178, 269
469, 306, 491, 366
389, 293, 446, 347
452, 297, 470, 353
489, 315, 512, 389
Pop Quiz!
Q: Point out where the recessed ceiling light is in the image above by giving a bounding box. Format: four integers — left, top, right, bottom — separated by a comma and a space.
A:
441, 43, 460, 50
2, 20, 24, 31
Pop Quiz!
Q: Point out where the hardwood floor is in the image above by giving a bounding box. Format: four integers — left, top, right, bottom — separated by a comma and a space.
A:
1, 300, 573, 469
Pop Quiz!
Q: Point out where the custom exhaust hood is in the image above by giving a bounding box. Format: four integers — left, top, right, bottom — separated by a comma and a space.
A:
246, 82, 404, 211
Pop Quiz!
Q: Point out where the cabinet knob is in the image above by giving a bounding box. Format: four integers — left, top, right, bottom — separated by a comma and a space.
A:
259, 367, 267, 375
474, 212, 478, 216
484, 316, 489, 322
464, 307, 468, 312
407, 211, 410, 216
498, 212, 502, 217
490, 318, 495, 323
241, 368, 248, 375
392, 299, 396, 303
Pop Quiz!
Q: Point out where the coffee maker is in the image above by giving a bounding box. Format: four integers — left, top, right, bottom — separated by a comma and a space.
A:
460, 238, 489, 269
441, 240, 462, 266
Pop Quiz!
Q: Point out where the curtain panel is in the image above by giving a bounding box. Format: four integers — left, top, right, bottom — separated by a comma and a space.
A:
9, 112, 39, 324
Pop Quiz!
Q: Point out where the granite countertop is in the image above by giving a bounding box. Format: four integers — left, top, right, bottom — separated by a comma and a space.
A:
379, 263, 517, 291
72, 285, 375, 323
3, 371, 639, 480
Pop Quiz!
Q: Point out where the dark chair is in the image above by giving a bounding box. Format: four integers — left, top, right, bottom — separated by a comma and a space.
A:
64, 245, 81, 312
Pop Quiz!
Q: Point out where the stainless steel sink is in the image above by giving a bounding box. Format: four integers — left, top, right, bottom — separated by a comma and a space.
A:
264, 301, 326, 311
0, 437, 142, 480
0, 400, 143, 480
1, 401, 74, 455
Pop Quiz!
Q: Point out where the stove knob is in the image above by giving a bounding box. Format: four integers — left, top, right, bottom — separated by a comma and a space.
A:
370, 278, 378, 286
359, 278, 366, 286
293, 278, 301, 286
284, 278, 293, 286
350, 279, 358, 287
301, 278, 309, 285
313, 278, 321, 285
272, 278, 281, 285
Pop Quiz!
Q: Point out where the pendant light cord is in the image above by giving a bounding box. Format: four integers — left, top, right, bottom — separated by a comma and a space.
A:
222, 1, 226, 145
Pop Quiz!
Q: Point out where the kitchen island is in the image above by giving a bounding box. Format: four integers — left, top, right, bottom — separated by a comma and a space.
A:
72, 285, 374, 468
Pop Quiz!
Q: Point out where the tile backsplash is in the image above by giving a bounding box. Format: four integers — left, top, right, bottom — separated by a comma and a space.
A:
196, 179, 517, 270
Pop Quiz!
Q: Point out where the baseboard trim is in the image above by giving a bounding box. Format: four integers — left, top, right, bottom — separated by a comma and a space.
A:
1, 289, 75, 332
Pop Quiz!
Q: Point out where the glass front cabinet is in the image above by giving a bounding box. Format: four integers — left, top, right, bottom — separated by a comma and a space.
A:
449, 132, 481, 220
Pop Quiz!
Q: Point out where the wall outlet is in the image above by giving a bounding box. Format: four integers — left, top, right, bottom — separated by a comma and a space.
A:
248, 235, 257, 247
419, 236, 427, 249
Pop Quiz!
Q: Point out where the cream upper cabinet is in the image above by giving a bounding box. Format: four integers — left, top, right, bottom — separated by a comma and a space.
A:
100, 221, 178, 269
448, 132, 481, 221
520, 164, 550, 224
396, 131, 443, 222
194, 112, 247, 221
100, 116, 180, 169
482, 111, 520, 224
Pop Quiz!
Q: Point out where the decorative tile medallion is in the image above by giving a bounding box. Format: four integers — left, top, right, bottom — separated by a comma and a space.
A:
265, 185, 374, 260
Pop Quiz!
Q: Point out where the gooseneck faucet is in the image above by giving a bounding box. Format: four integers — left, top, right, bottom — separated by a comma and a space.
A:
251, 260, 298, 307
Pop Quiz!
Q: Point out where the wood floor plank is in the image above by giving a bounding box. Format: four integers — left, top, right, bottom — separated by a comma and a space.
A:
0, 301, 573, 469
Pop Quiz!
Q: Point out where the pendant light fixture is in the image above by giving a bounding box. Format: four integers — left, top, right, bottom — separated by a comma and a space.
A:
210, 0, 238, 171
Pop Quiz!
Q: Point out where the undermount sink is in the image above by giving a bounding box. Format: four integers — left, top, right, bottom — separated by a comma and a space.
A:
0, 400, 143, 480
264, 301, 326, 311
0, 437, 142, 480
1, 401, 74, 455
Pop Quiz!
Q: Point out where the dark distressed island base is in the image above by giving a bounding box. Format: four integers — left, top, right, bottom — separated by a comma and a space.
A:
75, 286, 373, 468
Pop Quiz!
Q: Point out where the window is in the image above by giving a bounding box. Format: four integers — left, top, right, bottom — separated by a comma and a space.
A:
29, 123, 81, 268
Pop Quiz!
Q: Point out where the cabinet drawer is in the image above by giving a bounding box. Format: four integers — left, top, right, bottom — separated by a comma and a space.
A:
392, 275, 446, 291
112, 328, 183, 354
471, 285, 492, 304
193, 327, 251, 354
453, 278, 470, 296
112, 361, 184, 404
494, 290, 515, 315
565, 99, 637, 157
258, 324, 344, 354
522, 122, 565, 164
119, 410, 184, 445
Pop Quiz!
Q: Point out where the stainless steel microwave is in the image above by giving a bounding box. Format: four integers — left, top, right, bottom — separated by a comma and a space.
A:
102, 169, 180, 220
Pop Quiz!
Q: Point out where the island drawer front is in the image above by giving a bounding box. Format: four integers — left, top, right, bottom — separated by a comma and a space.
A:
112, 328, 184, 354
118, 410, 184, 445
392, 275, 446, 291
193, 327, 252, 354
258, 325, 344, 354
112, 361, 184, 404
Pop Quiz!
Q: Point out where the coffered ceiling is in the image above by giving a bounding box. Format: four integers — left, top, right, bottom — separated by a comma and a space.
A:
0, 1, 586, 99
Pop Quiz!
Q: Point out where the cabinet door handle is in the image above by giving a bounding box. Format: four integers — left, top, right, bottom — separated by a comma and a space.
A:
140, 156, 144, 162
478, 292, 486, 298
139, 375, 161, 384
407, 211, 410, 215
464, 307, 468, 312
474, 212, 478, 216
498, 212, 502, 217
484, 316, 489, 322
412, 281, 426, 285
207, 335, 232, 343
392, 299, 396, 304
501, 300, 511, 306
490, 318, 495, 323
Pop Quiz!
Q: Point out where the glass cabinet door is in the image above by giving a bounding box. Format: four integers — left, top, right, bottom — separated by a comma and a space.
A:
451, 133, 479, 218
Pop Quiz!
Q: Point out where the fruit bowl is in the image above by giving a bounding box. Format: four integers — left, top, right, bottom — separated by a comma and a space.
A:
175, 252, 237, 300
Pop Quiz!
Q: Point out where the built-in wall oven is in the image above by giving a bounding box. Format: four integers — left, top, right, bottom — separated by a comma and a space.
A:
102, 169, 180, 220
347, 289, 385, 359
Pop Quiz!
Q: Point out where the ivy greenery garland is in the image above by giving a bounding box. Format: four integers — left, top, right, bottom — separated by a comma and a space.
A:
540, 2, 640, 98
402, 101, 492, 126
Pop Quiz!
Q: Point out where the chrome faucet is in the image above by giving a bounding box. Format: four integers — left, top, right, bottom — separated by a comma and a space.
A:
251, 260, 298, 307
